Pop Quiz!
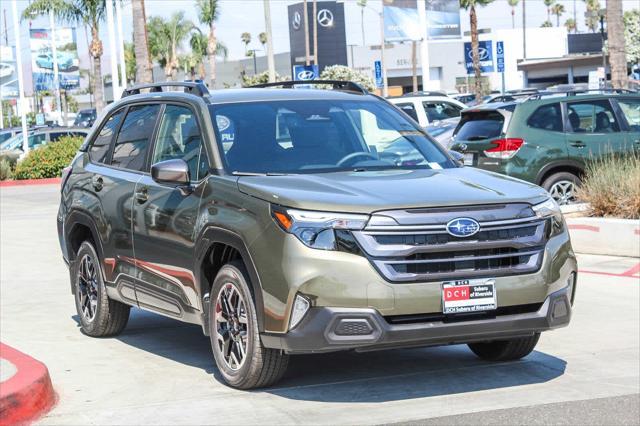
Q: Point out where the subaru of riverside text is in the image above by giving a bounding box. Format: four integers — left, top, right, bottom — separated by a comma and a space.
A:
57, 81, 577, 389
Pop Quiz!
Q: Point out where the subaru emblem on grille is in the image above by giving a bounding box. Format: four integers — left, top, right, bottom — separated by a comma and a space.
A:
446, 218, 480, 238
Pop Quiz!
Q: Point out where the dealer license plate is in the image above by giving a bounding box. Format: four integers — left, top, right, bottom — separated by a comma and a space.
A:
442, 279, 496, 314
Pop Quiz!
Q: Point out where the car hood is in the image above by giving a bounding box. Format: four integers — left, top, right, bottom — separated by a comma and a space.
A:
237, 167, 549, 214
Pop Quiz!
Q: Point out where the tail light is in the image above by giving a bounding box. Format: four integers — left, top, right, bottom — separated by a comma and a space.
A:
484, 138, 524, 159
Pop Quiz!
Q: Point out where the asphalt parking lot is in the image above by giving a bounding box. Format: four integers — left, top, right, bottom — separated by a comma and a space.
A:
1, 184, 639, 425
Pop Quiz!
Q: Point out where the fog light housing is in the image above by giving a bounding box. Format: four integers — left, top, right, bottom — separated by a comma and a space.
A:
289, 294, 310, 330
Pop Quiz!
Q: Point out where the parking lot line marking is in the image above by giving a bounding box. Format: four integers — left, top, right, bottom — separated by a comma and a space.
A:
579, 269, 640, 279
568, 224, 600, 233
621, 263, 640, 277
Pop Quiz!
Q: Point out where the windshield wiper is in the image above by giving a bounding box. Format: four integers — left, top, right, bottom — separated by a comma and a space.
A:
465, 135, 490, 141
232, 171, 291, 176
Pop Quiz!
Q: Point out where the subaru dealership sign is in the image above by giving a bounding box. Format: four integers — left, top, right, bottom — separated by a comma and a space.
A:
464, 40, 494, 74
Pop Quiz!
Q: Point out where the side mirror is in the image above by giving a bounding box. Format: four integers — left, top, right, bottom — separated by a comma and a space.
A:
449, 150, 465, 167
151, 159, 190, 185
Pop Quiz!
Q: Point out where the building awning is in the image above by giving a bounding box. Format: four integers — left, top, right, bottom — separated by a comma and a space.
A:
517, 54, 606, 72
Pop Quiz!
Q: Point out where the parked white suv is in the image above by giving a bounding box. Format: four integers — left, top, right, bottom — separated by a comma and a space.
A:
388, 93, 467, 127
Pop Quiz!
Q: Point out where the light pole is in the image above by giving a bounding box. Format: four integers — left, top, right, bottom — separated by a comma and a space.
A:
362, 2, 387, 97
115, 0, 127, 89
49, 10, 63, 125
11, 0, 28, 156
105, 0, 120, 101
263, 0, 276, 82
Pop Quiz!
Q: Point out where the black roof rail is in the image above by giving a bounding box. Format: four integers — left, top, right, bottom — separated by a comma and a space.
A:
526, 88, 638, 100
250, 80, 368, 95
122, 81, 210, 98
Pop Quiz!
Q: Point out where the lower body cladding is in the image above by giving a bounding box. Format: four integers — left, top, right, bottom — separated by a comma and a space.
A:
261, 285, 573, 354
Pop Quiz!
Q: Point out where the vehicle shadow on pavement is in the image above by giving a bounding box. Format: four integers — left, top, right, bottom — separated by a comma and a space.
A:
79, 310, 566, 401
268, 347, 566, 402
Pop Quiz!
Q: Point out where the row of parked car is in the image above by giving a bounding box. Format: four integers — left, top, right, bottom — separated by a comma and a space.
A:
388, 88, 640, 205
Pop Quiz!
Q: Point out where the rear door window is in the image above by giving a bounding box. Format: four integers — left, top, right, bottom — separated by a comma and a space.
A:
527, 103, 563, 132
455, 111, 505, 141
566, 99, 620, 133
111, 104, 160, 171
89, 109, 124, 163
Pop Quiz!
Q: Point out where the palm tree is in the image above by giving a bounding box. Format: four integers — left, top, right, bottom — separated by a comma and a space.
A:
543, 0, 555, 23
147, 12, 195, 80
241, 32, 252, 56
551, 3, 565, 27
564, 18, 577, 32
258, 32, 267, 50
459, 0, 494, 103
131, 0, 152, 83
189, 31, 228, 81
507, 0, 519, 29
22, 0, 106, 112
540, 20, 553, 27
606, 0, 627, 89
584, 0, 601, 33
195, 0, 221, 89
124, 42, 136, 84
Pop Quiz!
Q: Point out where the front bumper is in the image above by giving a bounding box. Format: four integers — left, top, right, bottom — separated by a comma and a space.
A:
261, 285, 572, 354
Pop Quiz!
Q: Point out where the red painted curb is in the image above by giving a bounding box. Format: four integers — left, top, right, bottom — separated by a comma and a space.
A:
0, 178, 61, 188
568, 224, 600, 233
0, 343, 56, 425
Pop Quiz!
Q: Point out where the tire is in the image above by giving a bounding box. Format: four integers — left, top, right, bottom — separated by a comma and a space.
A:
208, 261, 289, 389
468, 333, 541, 362
73, 241, 130, 337
542, 172, 582, 206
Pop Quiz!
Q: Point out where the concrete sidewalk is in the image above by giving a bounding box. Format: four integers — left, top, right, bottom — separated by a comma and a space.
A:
1, 184, 638, 425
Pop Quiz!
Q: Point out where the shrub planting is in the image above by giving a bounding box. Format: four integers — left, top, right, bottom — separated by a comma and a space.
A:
13, 135, 83, 180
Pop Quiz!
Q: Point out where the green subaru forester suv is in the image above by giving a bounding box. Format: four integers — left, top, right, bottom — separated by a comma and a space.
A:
450, 92, 640, 204
58, 81, 576, 389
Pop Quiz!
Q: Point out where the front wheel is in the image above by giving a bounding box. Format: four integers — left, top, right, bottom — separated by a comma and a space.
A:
468, 333, 540, 362
208, 261, 289, 389
73, 241, 130, 337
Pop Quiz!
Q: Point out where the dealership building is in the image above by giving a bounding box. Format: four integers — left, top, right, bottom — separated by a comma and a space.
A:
210, 1, 611, 95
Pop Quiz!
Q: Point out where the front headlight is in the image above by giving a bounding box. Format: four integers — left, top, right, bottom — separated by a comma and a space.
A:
532, 198, 564, 236
272, 206, 369, 250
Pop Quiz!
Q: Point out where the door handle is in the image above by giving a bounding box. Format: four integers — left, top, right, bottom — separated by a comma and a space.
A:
135, 188, 148, 204
92, 176, 103, 191
570, 140, 586, 148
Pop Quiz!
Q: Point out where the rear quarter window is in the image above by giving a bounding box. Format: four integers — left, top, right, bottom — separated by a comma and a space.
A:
527, 103, 563, 132
455, 111, 505, 141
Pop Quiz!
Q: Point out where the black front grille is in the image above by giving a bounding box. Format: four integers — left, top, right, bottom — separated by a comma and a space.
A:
352, 207, 548, 283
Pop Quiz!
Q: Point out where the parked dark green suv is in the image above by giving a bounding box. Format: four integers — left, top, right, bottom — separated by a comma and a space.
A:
450, 92, 640, 204
58, 81, 577, 389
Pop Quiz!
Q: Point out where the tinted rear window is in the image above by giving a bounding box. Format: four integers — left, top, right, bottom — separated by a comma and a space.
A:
455, 111, 505, 141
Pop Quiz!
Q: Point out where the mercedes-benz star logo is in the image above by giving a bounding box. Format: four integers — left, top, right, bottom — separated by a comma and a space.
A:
292, 11, 301, 30
317, 9, 334, 27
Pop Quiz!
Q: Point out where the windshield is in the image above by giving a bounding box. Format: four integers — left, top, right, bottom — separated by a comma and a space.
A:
210, 99, 454, 174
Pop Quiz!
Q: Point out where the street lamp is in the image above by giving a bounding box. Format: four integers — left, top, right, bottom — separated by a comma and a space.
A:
360, 2, 387, 97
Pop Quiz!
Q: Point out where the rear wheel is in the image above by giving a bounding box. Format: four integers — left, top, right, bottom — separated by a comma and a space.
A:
542, 172, 581, 205
73, 241, 130, 337
468, 333, 540, 361
209, 261, 288, 389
